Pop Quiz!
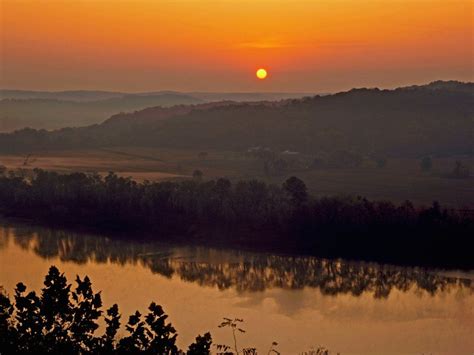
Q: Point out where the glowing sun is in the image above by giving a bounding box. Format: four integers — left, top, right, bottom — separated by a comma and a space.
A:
256, 68, 268, 80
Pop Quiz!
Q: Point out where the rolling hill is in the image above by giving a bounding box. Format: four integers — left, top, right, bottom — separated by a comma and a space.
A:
0, 90, 314, 131
0, 93, 204, 131
0, 81, 472, 158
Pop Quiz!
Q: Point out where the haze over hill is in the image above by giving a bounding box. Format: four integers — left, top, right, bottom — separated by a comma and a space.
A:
0, 89, 313, 103
0, 93, 205, 132
0, 90, 313, 131
0, 90, 128, 102
1, 81, 471, 159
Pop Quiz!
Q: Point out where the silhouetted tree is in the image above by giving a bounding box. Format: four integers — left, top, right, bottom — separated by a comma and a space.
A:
14, 282, 45, 352
101, 304, 121, 354
0, 266, 212, 354
283, 177, 308, 205
70, 275, 103, 352
187, 332, 212, 355
0, 287, 15, 353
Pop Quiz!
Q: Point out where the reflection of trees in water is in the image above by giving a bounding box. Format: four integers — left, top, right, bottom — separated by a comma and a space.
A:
1, 224, 471, 299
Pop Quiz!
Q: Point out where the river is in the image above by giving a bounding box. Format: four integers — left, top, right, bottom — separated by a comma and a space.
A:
0, 222, 472, 354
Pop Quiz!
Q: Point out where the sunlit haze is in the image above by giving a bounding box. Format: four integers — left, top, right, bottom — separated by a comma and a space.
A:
1, 0, 472, 92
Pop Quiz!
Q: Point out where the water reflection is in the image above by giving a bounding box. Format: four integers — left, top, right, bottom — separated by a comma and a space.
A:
1, 223, 471, 299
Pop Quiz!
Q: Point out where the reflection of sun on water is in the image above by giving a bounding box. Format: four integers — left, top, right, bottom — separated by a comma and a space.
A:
1, 225, 473, 353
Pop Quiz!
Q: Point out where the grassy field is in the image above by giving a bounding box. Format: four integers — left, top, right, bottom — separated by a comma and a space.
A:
0, 147, 473, 208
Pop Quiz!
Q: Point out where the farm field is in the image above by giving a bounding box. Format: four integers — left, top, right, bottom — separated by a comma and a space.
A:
0, 146, 473, 207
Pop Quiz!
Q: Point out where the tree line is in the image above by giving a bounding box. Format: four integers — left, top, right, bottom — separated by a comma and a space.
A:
0, 169, 473, 268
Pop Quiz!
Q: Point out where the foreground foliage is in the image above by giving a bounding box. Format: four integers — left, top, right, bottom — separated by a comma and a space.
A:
0, 169, 473, 268
0, 267, 333, 354
0, 266, 212, 354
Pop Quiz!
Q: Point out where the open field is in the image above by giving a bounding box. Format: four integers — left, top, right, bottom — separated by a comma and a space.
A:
1, 147, 473, 207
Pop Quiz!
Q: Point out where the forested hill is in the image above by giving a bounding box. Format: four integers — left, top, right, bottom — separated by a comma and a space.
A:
0, 81, 472, 157
0, 90, 311, 131
0, 93, 203, 131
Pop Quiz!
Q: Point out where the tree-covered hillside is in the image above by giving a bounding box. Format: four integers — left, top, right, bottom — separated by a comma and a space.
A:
0, 94, 203, 131
0, 81, 472, 158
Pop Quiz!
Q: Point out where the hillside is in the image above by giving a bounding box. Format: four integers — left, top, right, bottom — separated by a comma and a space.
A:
0, 89, 313, 102
188, 91, 316, 102
0, 89, 124, 102
0, 90, 313, 131
0, 81, 472, 158
0, 93, 203, 131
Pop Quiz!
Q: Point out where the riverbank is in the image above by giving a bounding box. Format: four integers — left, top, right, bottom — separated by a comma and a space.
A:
1, 216, 473, 272
0, 170, 473, 270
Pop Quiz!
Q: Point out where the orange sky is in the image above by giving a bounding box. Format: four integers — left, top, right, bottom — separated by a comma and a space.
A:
1, 0, 473, 92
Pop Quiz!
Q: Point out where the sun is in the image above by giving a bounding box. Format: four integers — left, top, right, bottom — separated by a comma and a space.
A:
256, 68, 267, 80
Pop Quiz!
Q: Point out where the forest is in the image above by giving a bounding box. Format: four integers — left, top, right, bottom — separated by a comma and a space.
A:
0, 169, 472, 269
0, 81, 472, 157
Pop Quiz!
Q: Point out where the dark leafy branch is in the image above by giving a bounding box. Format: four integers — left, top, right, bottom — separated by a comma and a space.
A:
0, 266, 212, 354
0, 267, 332, 354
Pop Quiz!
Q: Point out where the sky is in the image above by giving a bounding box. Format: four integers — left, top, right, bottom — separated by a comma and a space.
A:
1, 0, 473, 92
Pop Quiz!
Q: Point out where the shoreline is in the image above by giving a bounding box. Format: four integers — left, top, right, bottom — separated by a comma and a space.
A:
2, 215, 473, 272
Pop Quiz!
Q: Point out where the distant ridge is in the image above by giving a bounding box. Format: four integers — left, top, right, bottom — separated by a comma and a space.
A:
0, 81, 472, 158
0, 89, 315, 102
0, 93, 203, 131
2, 80, 470, 102
402, 80, 474, 93
0, 90, 316, 131
0, 90, 125, 102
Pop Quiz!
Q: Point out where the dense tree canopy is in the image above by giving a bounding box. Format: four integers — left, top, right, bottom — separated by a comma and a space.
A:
0, 169, 472, 268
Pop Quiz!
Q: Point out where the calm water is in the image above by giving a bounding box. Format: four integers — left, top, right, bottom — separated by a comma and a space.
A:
0, 223, 473, 354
